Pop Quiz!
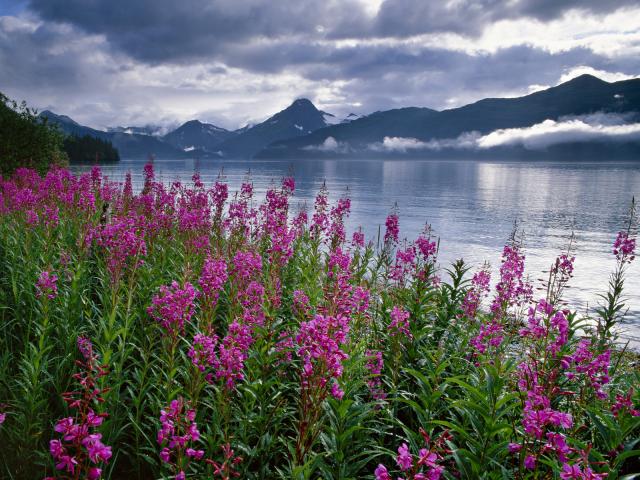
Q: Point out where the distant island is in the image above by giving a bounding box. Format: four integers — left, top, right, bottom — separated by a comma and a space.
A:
38, 74, 640, 161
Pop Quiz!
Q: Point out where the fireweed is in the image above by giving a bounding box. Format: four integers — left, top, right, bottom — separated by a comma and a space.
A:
0, 164, 638, 479
46, 337, 112, 480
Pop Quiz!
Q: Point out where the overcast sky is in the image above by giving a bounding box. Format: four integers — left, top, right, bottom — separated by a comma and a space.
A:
1, 0, 639, 130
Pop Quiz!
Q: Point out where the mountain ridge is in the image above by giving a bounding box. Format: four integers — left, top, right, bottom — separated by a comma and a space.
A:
257, 74, 640, 158
41, 74, 640, 160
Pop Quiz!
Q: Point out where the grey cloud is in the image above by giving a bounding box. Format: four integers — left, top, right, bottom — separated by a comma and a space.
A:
26, 0, 640, 65
4, 1, 640, 129
372, 0, 640, 38
27, 0, 370, 64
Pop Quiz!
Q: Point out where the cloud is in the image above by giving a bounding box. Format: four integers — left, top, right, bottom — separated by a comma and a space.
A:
1, 1, 639, 128
368, 114, 640, 152
559, 66, 640, 84
303, 136, 350, 152
476, 114, 640, 149
369, 134, 479, 152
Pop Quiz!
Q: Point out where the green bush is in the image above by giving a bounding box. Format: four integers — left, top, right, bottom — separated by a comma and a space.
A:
0, 92, 68, 175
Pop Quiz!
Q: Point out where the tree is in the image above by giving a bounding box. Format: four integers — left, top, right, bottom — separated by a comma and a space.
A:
0, 92, 68, 175
63, 134, 120, 163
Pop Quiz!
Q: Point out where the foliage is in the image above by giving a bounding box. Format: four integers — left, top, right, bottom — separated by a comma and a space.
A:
63, 135, 120, 164
0, 164, 638, 480
0, 92, 68, 175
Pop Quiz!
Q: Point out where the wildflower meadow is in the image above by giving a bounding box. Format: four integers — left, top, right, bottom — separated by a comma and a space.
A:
0, 164, 638, 479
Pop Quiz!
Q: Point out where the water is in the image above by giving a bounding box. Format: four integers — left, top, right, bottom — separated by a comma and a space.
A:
71, 157, 640, 344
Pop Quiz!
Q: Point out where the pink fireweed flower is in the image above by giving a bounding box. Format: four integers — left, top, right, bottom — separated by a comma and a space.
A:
282, 176, 295, 194
392, 245, 417, 282
365, 350, 386, 401
148, 281, 197, 335
520, 388, 573, 439
49, 337, 111, 479
292, 290, 311, 318
143, 161, 155, 186
295, 314, 349, 399
416, 235, 437, 260
508, 443, 522, 453
461, 267, 491, 319
311, 184, 329, 238
560, 461, 608, 479
611, 388, 640, 417
90, 213, 147, 285
397, 443, 413, 471
545, 432, 571, 464
388, 306, 412, 339
378, 439, 445, 480
36, 270, 58, 299
232, 250, 262, 286
188, 334, 220, 382
351, 286, 370, 315
352, 229, 365, 248
470, 320, 504, 354
491, 243, 532, 316
374, 464, 391, 480
292, 209, 308, 237
562, 339, 610, 399
210, 181, 228, 218
328, 196, 351, 245
199, 257, 228, 308
524, 455, 536, 470
157, 397, 205, 475
384, 213, 399, 245
519, 299, 569, 355
216, 320, 253, 389
613, 231, 636, 263
239, 280, 265, 327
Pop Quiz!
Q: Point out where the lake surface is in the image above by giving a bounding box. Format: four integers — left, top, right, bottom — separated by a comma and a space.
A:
72, 157, 640, 345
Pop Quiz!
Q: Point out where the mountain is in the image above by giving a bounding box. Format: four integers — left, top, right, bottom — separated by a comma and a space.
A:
342, 113, 363, 123
216, 98, 335, 158
162, 120, 236, 154
41, 110, 111, 141
41, 111, 188, 159
257, 75, 640, 159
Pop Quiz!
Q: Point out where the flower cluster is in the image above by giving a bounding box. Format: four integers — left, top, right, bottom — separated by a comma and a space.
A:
158, 397, 204, 479
490, 244, 532, 316
562, 339, 610, 399
216, 321, 253, 389
613, 231, 636, 263
36, 270, 58, 300
375, 439, 444, 480
188, 333, 219, 382
611, 388, 640, 417
311, 184, 329, 238
90, 213, 147, 285
519, 300, 569, 355
384, 213, 400, 245
148, 281, 197, 335
296, 314, 350, 399
388, 306, 412, 339
47, 337, 111, 480
365, 350, 386, 401
461, 267, 491, 319
198, 257, 228, 309
188, 321, 253, 390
